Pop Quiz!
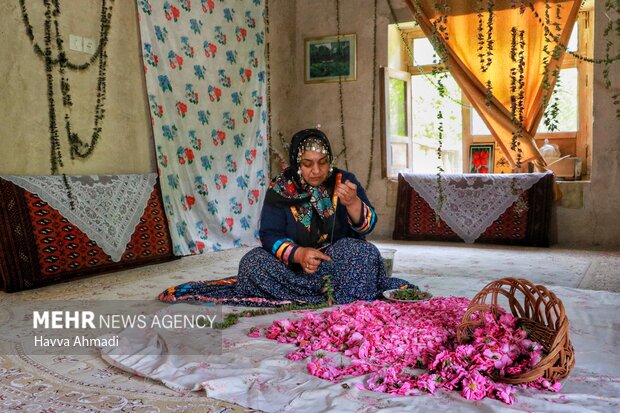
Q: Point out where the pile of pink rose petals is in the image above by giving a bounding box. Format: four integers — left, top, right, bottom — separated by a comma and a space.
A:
258, 297, 562, 404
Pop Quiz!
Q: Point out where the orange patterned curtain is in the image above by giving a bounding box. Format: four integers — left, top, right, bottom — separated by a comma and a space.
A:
402, 0, 580, 171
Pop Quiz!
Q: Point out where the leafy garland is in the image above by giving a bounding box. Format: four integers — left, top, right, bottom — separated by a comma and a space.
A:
433, 73, 447, 222
334, 0, 349, 171
526, 0, 620, 119
510, 26, 526, 169
265, 0, 273, 165
386, 0, 452, 218
477, 0, 495, 74
389, 0, 619, 215
477, 0, 495, 105
430, 1, 450, 218
386, 0, 463, 107
540, 0, 560, 132
19, 0, 115, 174
269, 0, 378, 189
417, 0, 620, 178
365, 0, 379, 190
602, 0, 620, 118
212, 275, 335, 329
19, 0, 109, 70
67, 0, 113, 160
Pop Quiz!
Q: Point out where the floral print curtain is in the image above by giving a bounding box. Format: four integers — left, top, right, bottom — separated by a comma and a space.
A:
136, 0, 268, 254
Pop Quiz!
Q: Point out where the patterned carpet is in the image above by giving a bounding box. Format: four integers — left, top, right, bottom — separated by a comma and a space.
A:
1, 241, 618, 412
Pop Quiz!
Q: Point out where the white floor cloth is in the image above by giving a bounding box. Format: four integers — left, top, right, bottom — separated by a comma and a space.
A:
102, 274, 620, 412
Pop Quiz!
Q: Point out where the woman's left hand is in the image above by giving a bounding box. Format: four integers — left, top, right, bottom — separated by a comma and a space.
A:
336, 180, 360, 207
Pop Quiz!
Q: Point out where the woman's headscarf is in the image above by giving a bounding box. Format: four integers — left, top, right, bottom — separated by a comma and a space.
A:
265, 129, 340, 246
288, 129, 333, 186
267, 128, 336, 204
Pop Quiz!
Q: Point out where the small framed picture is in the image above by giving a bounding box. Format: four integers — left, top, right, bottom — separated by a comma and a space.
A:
304, 34, 356, 83
469, 144, 495, 173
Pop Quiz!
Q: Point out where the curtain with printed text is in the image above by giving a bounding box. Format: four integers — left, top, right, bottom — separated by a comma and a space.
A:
136, 0, 268, 255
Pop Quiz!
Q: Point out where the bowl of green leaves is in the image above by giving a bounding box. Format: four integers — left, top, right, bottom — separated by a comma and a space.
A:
383, 288, 432, 302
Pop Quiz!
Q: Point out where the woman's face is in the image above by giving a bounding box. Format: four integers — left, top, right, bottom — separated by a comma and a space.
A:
299, 150, 330, 186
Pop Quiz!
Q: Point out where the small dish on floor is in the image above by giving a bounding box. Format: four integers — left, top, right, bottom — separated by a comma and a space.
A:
383, 288, 433, 302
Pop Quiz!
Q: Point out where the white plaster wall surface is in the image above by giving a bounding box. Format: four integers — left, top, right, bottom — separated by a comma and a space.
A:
266, 0, 298, 162
0, 0, 155, 175
557, 4, 620, 248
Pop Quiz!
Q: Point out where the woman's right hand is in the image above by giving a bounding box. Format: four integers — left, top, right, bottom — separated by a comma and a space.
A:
294, 247, 332, 273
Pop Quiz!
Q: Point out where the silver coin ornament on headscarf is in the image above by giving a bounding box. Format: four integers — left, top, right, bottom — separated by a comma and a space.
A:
296, 137, 330, 163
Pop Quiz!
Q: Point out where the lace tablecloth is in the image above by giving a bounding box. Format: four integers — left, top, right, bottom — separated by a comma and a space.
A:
401, 173, 551, 243
1, 174, 157, 262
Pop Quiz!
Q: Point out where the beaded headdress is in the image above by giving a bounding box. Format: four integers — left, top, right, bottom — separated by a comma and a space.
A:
296, 137, 331, 164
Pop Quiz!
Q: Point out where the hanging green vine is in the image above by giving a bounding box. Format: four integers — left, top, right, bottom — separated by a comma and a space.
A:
540, 0, 556, 131
528, 1, 619, 65
19, 0, 115, 173
334, 0, 349, 171
476, 0, 495, 73
527, 0, 620, 118
40, 0, 63, 175
61, 173, 75, 209
19, 0, 111, 71
477, 0, 496, 105
430, 1, 451, 218
65, 0, 113, 159
602, 0, 619, 90
386, 0, 463, 107
211, 275, 335, 329
604, 0, 620, 118
509, 26, 526, 169
265, 0, 273, 168
365, 0, 379, 190
322, 274, 335, 306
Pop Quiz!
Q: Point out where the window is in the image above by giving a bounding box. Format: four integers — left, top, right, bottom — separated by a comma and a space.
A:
383, 11, 593, 178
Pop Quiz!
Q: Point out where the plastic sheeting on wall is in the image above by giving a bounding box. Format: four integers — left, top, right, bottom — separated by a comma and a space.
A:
136, 0, 268, 254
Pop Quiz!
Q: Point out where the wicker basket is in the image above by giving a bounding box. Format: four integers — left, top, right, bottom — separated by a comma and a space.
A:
456, 277, 575, 384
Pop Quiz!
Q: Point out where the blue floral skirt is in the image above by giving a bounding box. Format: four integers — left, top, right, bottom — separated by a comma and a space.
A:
159, 238, 415, 307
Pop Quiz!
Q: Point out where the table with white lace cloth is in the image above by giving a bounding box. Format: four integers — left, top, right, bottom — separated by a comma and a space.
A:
0, 173, 175, 292
399, 172, 551, 244
1, 174, 157, 262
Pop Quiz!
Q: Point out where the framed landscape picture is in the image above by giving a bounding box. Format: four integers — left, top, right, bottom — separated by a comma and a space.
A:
304, 34, 356, 83
469, 143, 495, 173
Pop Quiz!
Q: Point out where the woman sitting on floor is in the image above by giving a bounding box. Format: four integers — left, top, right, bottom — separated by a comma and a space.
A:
159, 128, 416, 306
